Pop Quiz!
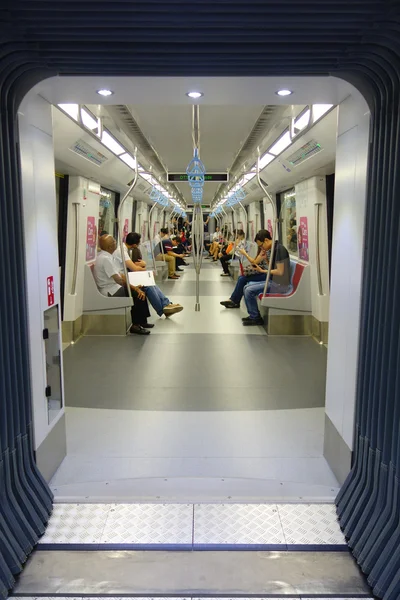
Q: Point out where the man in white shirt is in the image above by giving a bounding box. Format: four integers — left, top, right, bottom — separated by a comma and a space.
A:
93, 235, 150, 335
113, 232, 183, 319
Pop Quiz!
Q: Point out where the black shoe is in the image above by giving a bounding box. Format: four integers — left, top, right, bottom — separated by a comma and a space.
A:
130, 325, 150, 335
220, 300, 240, 308
142, 323, 155, 329
242, 317, 264, 326
176, 268, 184, 272
242, 316, 252, 321
182, 262, 189, 266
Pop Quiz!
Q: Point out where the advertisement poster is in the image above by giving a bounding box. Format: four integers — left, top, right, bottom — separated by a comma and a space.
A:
298, 216, 309, 261
123, 218, 129, 242
86, 216, 96, 261
47, 276, 54, 307
267, 219, 273, 237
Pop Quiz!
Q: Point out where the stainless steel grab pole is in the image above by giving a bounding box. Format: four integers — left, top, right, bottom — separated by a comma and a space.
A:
71, 202, 80, 295
257, 157, 278, 299
148, 202, 158, 272
315, 202, 324, 296
116, 147, 138, 307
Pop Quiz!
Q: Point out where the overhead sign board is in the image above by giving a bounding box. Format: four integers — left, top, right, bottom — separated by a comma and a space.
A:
167, 173, 229, 183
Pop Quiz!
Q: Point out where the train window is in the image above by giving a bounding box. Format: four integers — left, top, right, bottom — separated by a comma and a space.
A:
99, 187, 117, 236
282, 188, 298, 256
43, 305, 63, 424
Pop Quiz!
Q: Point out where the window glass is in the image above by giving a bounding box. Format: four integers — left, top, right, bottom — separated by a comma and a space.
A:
98, 187, 117, 237
282, 188, 298, 255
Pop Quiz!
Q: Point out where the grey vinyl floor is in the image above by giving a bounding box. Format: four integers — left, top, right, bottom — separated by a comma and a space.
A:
55, 258, 337, 501
63, 333, 327, 411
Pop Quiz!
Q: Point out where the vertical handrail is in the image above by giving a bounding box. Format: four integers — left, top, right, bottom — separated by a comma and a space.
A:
116, 147, 138, 306
148, 202, 158, 272
257, 155, 278, 299
71, 202, 80, 295
315, 202, 324, 295
238, 201, 248, 242
192, 203, 204, 311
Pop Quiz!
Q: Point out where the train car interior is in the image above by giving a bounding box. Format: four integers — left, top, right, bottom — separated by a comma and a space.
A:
19, 76, 368, 506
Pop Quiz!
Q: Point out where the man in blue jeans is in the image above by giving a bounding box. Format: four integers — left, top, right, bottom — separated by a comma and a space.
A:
220, 229, 271, 309
113, 232, 183, 325
242, 231, 291, 326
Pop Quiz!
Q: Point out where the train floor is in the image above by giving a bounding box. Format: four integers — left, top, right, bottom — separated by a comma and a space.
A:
55, 257, 339, 502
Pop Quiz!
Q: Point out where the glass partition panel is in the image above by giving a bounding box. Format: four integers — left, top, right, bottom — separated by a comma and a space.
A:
98, 187, 117, 236
282, 188, 298, 256
44, 305, 63, 424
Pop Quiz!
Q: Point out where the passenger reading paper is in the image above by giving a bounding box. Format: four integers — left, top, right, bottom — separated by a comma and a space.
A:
113, 232, 183, 320
93, 235, 151, 336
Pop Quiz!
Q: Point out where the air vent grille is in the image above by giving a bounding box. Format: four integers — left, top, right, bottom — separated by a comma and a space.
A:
69, 138, 108, 166
287, 139, 322, 166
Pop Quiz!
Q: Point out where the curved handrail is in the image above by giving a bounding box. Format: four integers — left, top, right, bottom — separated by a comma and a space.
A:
257, 153, 278, 299
116, 147, 138, 307
148, 202, 158, 271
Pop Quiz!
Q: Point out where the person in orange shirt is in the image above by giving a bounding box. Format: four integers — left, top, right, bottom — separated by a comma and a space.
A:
219, 229, 245, 276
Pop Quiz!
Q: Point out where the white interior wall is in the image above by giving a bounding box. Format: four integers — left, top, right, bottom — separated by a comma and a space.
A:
325, 93, 370, 450
19, 94, 65, 451
63, 176, 101, 323
295, 176, 330, 322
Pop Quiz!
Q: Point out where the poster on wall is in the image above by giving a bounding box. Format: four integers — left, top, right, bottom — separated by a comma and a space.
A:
86, 216, 96, 261
123, 218, 129, 242
267, 219, 273, 237
298, 216, 309, 261
47, 276, 55, 307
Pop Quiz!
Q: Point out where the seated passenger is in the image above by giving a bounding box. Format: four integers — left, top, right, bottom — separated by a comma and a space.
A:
220, 229, 273, 309
93, 235, 151, 336
219, 229, 245, 276
206, 226, 221, 259
171, 236, 188, 269
242, 231, 290, 326
154, 228, 185, 279
113, 232, 183, 319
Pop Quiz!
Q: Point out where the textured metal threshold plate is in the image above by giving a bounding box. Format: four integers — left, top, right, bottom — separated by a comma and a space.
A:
14, 550, 371, 597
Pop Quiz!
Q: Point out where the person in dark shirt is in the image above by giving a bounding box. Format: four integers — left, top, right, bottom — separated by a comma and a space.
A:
242, 230, 291, 326
154, 228, 185, 279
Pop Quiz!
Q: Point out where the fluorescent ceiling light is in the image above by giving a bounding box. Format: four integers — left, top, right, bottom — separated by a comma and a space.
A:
243, 173, 256, 182
58, 104, 78, 120
294, 109, 311, 131
120, 153, 137, 169
101, 130, 125, 155
97, 89, 114, 97
269, 131, 292, 156
81, 108, 98, 130
186, 91, 204, 99
313, 104, 333, 122
276, 89, 293, 97
258, 152, 275, 169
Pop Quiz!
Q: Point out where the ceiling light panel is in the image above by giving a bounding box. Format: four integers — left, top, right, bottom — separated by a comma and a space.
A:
313, 104, 333, 122
58, 103, 78, 120
120, 153, 137, 169
81, 108, 98, 130
294, 109, 311, 131
258, 153, 275, 169
276, 89, 293, 96
97, 89, 114, 97
101, 130, 125, 155
269, 130, 292, 156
